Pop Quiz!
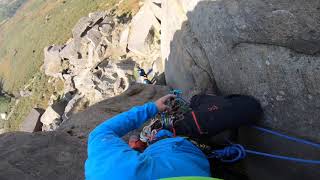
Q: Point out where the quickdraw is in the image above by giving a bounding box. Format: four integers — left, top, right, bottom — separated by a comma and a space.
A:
140, 89, 191, 144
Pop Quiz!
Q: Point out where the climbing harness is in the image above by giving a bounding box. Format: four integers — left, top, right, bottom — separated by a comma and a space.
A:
209, 126, 320, 165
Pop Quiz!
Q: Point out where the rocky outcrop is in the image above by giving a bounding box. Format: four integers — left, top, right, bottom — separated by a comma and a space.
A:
127, 0, 160, 56
41, 99, 68, 131
0, 131, 86, 180
44, 12, 134, 107
72, 59, 136, 104
20, 108, 44, 133
43, 45, 63, 78
162, 1, 320, 180
0, 84, 168, 179
40, 5, 165, 131
40, 106, 62, 131
162, 0, 320, 141
41, 13, 135, 131
58, 83, 170, 141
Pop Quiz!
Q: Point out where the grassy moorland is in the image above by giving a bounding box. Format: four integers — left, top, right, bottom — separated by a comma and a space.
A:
0, 0, 27, 22
0, 0, 140, 131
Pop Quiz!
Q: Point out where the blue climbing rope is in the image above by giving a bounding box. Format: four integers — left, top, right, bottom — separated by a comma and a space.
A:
209, 127, 320, 165
208, 144, 246, 163
209, 143, 320, 165
251, 126, 320, 149
245, 149, 320, 164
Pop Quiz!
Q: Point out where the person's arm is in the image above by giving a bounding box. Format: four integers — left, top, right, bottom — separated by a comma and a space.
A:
87, 95, 176, 157
89, 102, 157, 143
85, 95, 176, 178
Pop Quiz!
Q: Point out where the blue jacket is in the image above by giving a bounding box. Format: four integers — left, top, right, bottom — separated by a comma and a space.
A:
85, 102, 211, 180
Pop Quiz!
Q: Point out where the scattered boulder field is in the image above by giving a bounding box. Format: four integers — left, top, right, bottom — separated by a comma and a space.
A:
40, 0, 163, 131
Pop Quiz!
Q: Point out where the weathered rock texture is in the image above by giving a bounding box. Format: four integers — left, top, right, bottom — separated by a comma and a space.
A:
41, 8, 164, 130
41, 99, 69, 131
20, 108, 44, 133
163, 0, 320, 141
0, 84, 169, 179
43, 12, 139, 106
58, 83, 170, 141
128, 0, 160, 56
43, 45, 63, 78
162, 0, 320, 179
0, 132, 86, 180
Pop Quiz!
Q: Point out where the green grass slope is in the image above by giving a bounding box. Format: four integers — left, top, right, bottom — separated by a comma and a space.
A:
0, 0, 140, 131
0, 0, 27, 22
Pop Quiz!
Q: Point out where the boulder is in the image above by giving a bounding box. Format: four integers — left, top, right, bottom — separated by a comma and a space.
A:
127, 2, 160, 56
20, 109, 44, 133
43, 45, 63, 78
59, 39, 78, 60
62, 74, 75, 93
72, 59, 136, 105
40, 106, 61, 131
41, 100, 68, 131
72, 12, 110, 56
87, 42, 103, 69
73, 70, 100, 104
99, 23, 113, 36
95, 40, 108, 59
85, 25, 102, 48
0, 132, 86, 180
68, 58, 88, 75
162, 0, 320, 179
62, 93, 84, 121
72, 16, 91, 38
72, 11, 107, 39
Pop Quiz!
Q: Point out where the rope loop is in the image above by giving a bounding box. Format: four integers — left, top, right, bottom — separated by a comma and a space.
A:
209, 144, 246, 163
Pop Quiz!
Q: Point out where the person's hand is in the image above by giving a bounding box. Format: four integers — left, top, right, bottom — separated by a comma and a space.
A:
155, 94, 176, 112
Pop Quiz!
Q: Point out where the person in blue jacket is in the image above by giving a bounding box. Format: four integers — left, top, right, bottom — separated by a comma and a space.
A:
85, 94, 211, 179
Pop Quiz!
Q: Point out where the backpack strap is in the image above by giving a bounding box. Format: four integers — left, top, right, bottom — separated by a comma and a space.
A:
191, 111, 208, 135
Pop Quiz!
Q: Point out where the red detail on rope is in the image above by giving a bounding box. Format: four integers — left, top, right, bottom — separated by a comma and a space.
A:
172, 127, 176, 137
191, 111, 204, 134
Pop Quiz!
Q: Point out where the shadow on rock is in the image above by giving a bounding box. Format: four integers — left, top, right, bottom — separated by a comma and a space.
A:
163, 1, 320, 180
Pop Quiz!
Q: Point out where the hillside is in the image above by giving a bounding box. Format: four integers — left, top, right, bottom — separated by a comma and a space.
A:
0, 0, 139, 131
0, 0, 319, 180
0, 0, 26, 23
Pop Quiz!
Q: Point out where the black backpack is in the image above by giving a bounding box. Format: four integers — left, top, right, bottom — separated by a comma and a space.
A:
174, 94, 263, 140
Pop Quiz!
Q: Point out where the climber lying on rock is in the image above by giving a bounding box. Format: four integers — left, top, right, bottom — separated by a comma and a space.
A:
85, 93, 262, 180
